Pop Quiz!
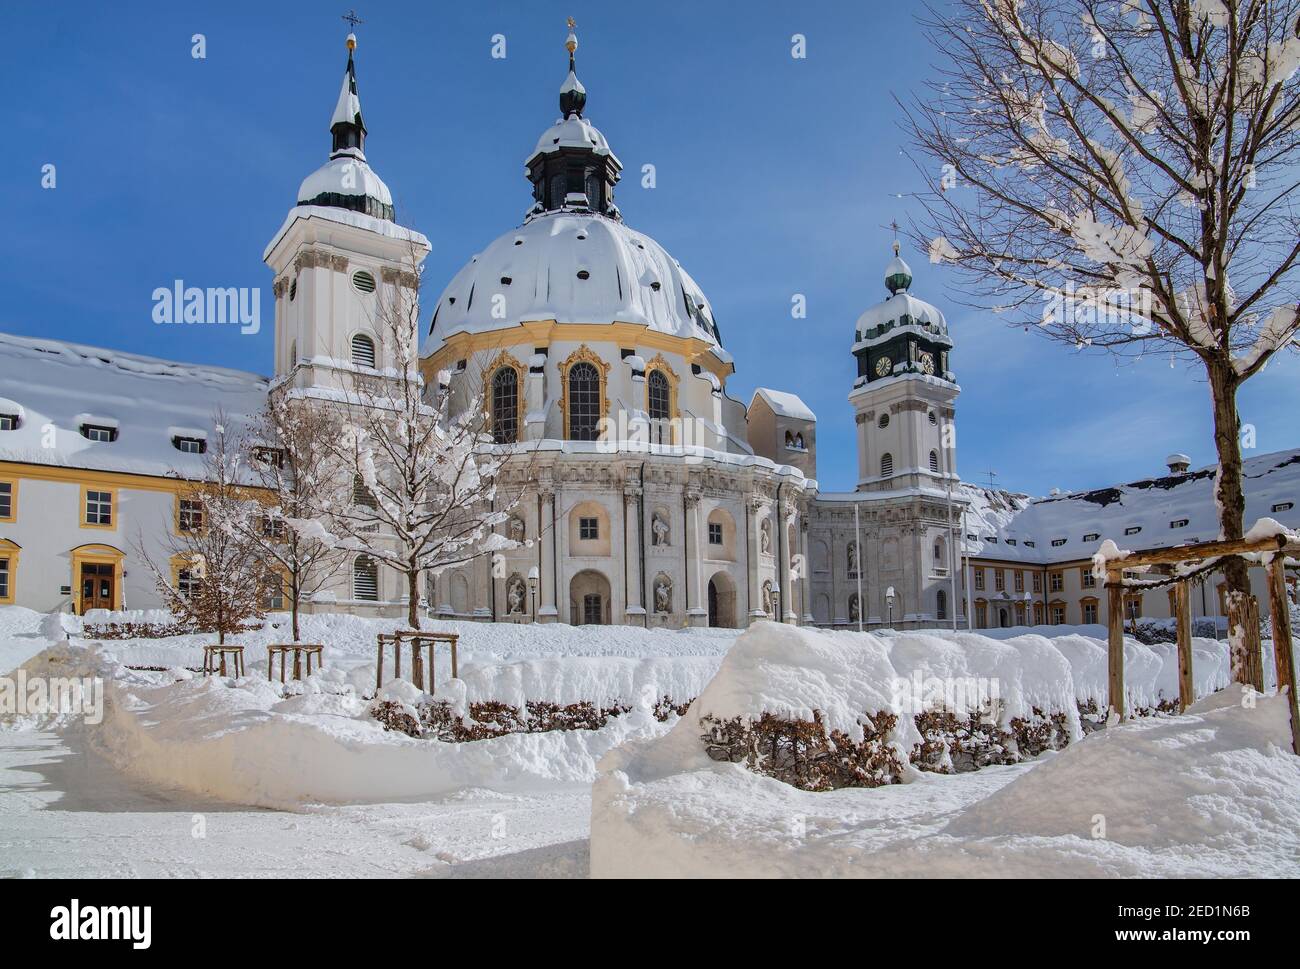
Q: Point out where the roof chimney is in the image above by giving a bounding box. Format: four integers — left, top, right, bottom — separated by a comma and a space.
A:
1166, 453, 1191, 475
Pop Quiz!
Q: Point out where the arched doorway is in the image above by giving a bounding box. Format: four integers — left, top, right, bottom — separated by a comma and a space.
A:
999, 607, 1010, 628
707, 571, 736, 628
569, 569, 611, 625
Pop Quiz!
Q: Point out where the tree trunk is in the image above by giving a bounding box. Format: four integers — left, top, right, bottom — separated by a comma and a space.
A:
1207, 359, 1255, 681
291, 573, 301, 643
407, 567, 421, 630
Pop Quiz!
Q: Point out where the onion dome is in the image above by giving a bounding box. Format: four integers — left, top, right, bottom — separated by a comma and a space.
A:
295, 30, 395, 222
855, 244, 948, 341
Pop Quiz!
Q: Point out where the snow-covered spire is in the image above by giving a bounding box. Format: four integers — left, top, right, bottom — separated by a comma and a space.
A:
330, 31, 367, 160
559, 17, 587, 118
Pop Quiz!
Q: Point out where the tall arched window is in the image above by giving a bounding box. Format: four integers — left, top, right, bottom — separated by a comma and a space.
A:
929, 449, 940, 473
351, 334, 376, 368
648, 369, 671, 421
567, 361, 601, 440
881, 452, 894, 477
353, 556, 378, 601
491, 366, 519, 444
937, 589, 947, 621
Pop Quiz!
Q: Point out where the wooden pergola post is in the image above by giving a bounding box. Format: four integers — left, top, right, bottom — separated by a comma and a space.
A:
1174, 580, 1194, 712
1106, 571, 1126, 722
1267, 556, 1300, 756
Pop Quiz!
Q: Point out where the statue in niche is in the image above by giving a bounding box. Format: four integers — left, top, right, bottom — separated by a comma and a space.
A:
508, 516, 526, 543
651, 513, 670, 547
762, 581, 774, 617
848, 542, 859, 575
848, 594, 860, 623
654, 574, 673, 614
759, 518, 772, 555
506, 575, 526, 614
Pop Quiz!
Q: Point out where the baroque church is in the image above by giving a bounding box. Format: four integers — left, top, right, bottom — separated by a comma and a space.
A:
1, 26, 1296, 630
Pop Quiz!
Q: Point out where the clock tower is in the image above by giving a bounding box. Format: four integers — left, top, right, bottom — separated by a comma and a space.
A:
848, 244, 959, 493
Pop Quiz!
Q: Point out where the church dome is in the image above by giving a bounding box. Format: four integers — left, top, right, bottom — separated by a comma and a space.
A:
854, 247, 948, 343
423, 211, 723, 352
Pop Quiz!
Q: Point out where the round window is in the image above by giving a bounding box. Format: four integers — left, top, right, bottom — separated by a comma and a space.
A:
352, 270, 377, 294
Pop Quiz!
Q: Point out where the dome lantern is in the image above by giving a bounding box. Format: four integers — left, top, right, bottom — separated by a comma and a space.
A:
524, 19, 622, 220
884, 240, 913, 295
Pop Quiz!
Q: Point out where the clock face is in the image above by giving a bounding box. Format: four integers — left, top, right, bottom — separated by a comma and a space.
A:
874, 355, 893, 377
919, 351, 936, 375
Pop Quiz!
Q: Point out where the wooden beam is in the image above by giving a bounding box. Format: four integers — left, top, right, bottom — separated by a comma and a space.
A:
1174, 581, 1194, 712
1267, 556, 1300, 756
1107, 580, 1126, 722
1113, 534, 1286, 570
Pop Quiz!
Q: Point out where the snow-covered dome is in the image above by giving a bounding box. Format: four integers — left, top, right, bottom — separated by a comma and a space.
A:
424, 212, 723, 352
297, 155, 393, 211
855, 291, 948, 342
854, 246, 948, 342
528, 114, 619, 163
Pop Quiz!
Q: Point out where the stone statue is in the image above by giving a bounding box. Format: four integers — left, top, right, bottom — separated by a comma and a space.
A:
848, 594, 860, 623
654, 574, 672, 613
652, 513, 670, 547
848, 542, 859, 574
506, 575, 526, 614
508, 516, 526, 543
760, 518, 772, 555
762, 581, 774, 616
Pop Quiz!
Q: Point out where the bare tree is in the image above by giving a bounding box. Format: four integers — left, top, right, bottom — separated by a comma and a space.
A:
136, 414, 270, 644
312, 249, 522, 629
244, 394, 348, 642
905, 0, 1300, 624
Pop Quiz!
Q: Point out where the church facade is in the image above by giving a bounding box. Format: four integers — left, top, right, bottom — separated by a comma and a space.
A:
1, 27, 1295, 629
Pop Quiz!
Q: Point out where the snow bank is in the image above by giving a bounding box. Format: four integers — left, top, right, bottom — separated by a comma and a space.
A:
6, 636, 719, 808
594, 686, 1300, 877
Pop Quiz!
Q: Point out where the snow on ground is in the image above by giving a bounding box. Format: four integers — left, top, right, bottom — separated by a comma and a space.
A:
592, 623, 1300, 878
3, 606, 1294, 879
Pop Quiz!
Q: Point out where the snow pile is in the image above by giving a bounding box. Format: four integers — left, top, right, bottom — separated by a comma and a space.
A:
5, 633, 721, 808
593, 625, 1300, 876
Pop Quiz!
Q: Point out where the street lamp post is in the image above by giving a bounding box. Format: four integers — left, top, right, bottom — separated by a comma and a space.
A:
886, 585, 896, 628
771, 581, 781, 623
527, 567, 539, 623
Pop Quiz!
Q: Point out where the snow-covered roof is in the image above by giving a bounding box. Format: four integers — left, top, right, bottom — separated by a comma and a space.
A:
0, 331, 267, 480
422, 211, 723, 355
962, 448, 1300, 564
855, 290, 948, 343
331, 53, 364, 131
263, 205, 430, 262
297, 155, 392, 210
749, 388, 816, 422
527, 114, 620, 167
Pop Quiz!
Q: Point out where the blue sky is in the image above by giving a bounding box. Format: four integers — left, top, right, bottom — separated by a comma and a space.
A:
5, 0, 1297, 496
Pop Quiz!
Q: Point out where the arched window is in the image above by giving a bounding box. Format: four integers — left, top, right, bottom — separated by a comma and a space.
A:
934, 536, 945, 562
491, 366, 519, 444
929, 449, 940, 473
567, 361, 601, 440
795, 432, 805, 449
784, 430, 795, 448
351, 334, 376, 368
353, 474, 377, 508
881, 452, 894, 477
648, 369, 671, 422
353, 556, 378, 601
937, 589, 947, 621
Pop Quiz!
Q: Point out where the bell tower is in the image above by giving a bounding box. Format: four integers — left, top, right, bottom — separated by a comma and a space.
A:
848, 244, 959, 493
263, 27, 430, 398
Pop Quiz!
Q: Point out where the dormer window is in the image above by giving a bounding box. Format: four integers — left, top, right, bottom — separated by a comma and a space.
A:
1024, 540, 1035, 548
1273, 502, 1294, 513
80, 424, 117, 443
1124, 525, 1142, 536
0, 414, 17, 431
253, 446, 285, 468
172, 436, 206, 454
1083, 532, 1100, 542
1169, 518, 1189, 529
1051, 538, 1067, 547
